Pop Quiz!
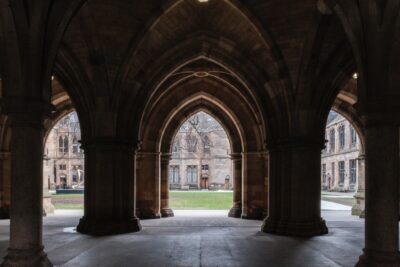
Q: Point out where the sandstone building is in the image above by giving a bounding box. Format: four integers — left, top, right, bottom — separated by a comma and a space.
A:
0, 1, 399, 266
43, 112, 84, 189
321, 111, 361, 192
169, 112, 232, 190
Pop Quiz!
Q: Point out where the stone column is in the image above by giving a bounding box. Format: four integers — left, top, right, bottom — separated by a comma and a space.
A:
135, 152, 161, 219
76, 138, 141, 235
242, 152, 266, 220
160, 153, 174, 217
352, 154, 365, 217
228, 153, 242, 218
262, 138, 328, 237
356, 125, 400, 266
2, 101, 52, 267
0, 151, 11, 219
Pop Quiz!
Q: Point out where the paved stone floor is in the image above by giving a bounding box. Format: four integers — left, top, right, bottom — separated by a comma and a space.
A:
0, 210, 364, 267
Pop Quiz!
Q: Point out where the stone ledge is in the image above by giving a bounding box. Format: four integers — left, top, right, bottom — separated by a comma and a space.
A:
77, 217, 141, 236
262, 218, 328, 237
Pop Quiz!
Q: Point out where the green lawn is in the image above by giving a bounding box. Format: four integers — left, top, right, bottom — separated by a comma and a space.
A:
51, 193, 84, 209
51, 191, 233, 210
51, 194, 83, 199
53, 203, 84, 209
170, 191, 233, 210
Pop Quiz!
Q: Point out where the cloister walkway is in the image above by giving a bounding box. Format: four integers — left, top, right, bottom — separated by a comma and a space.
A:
0, 210, 363, 267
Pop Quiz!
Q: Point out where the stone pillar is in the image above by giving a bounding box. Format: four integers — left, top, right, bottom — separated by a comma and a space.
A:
160, 153, 174, 217
135, 152, 161, 219
262, 139, 328, 237
352, 154, 365, 217
242, 152, 266, 220
1, 101, 52, 266
228, 153, 242, 218
0, 151, 11, 219
356, 125, 400, 266
76, 138, 141, 235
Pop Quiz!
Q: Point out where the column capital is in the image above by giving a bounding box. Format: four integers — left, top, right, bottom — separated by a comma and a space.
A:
136, 151, 160, 157
1, 97, 54, 128
161, 153, 171, 162
229, 153, 242, 161
361, 111, 400, 128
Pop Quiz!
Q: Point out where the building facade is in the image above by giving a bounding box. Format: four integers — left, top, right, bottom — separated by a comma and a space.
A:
321, 112, 361, 192
169, 112, 232, 190
43, 112, 84, 189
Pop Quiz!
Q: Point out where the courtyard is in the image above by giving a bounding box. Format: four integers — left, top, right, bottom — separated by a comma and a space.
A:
52, 191, 354, 211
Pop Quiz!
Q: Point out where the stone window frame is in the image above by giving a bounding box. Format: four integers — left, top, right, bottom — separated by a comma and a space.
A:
349, 159, 357, 184
338, 161, 345, 185
169, 165, 180, 184
350, 126, 357, 148
329, 128, 335, 153
58, 135, 69, 153
338, 124, 346, 150
322, 163, 327, 184
187, 165, 198, 185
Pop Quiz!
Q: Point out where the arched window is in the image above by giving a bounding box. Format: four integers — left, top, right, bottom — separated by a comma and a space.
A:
169, 166, 180, 184
186, 134, 197, 153
329, 129, 335, 152
187, 165, 198, 184
339, 125, 345, 150
350, 126, 357, 147
72, 136, 80, 154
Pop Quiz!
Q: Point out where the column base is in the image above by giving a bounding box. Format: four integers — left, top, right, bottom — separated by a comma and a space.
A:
352, 192, 365, 217
352, 206, 364, 217
136, 208, 161, 220
262, 217, 328, 237
228, 206, 242, 218
77, 216, 141, 236
0, 206, 10, 219
359, 210, 365, 219
161, 208, 174, 218
1, 247, 52, 267
356, 249, 400, 267
43, 196, 54, 216
241, 207, 264, 220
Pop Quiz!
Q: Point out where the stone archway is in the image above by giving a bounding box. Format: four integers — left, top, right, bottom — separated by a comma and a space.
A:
137, 82, 267, 220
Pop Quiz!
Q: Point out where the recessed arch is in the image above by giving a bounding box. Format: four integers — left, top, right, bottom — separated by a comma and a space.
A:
159, 97, 244, 155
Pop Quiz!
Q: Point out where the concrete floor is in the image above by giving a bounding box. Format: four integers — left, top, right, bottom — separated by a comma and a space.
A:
0, 210, 364, 267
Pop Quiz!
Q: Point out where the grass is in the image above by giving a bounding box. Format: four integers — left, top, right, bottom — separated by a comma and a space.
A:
53, 204, 84, 209
51, 193, 84, 209
51, 191, 234, 210
170, 191, 233, 210
51, 194, 84, 199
